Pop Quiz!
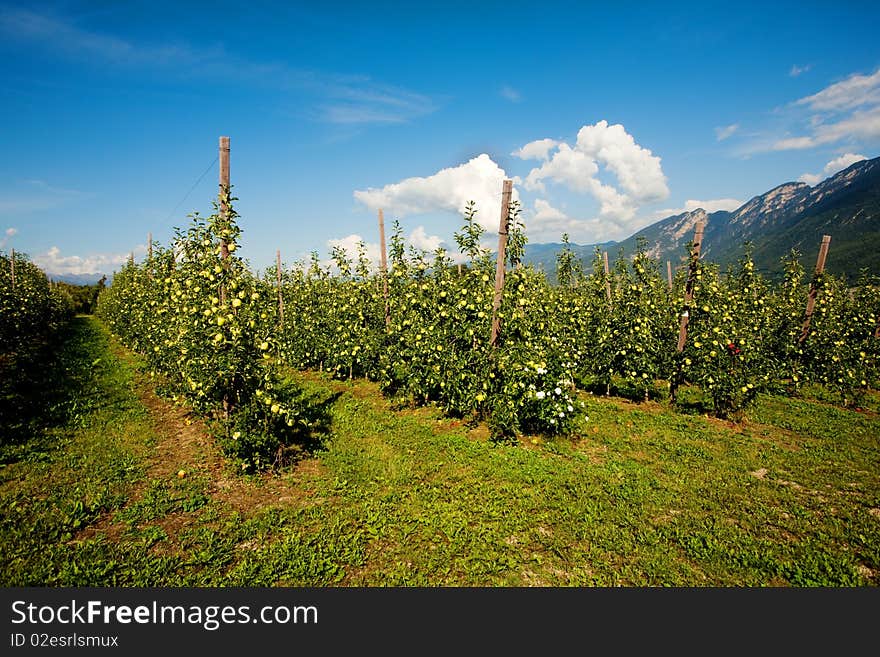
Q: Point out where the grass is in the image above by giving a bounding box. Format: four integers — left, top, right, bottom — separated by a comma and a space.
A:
1, 316, 878, 586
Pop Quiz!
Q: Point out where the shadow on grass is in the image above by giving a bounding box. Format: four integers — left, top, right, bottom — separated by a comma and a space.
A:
579, 376, 669, 404
289, 388, 343, 455
245, 385, 344, 471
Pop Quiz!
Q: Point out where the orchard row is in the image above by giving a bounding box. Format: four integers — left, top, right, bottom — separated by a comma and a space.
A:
1, 251, 73, 363
94, 193, 880, 469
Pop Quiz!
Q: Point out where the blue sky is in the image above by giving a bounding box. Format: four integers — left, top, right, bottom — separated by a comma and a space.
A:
2, 0, 879, 277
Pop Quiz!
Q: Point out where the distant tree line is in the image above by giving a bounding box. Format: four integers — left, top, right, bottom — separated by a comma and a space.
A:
54, 276, 106, 314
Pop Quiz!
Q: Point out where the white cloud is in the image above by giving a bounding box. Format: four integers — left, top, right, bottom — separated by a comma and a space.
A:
773, 106, 880, 151
765, 68, 880, 152
326, 225, 445, 271
516, 120, 667, 229
587, 178, 637, 220
0, 227, 17, 248
772, 136, 816, 151
326, 234, 381, 269
797, 152, 868, 185
653, 198, 743, 218
523, 143, 598, 193
796, 68, 880, 112
407, 225, 443, 253
533, 199, 568, 222
715, 123, 739, 141
575, 121, 669, 203
33, 246, 144, 276
812, 106, 880, 143
500, 85, 522, 103
512, 138, 559, 161
790, 64, 811, 77
683, 198, 742, 213
796, 173, 823, 186
526, 199, 627, 243
353, 154, 517, 231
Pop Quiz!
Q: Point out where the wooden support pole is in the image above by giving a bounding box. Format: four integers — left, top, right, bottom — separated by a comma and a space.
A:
667, 260, 673, 291
218, 135, 230, 303
219, 136, 230, 233
378, 209, 390, 330
490, 179, 513, 348
276, 249, 284, 326
10, 247, 15, 290
147, 232, 153, 280
676, 220, 705, 353
603, 251, 612, 304
799, 234, 831, 344
218, 135, 232, 417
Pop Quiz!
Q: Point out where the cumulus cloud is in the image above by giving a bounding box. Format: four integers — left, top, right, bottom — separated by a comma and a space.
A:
533, 199, 568, 222
797, 152, 868, 185
326, 226, 445, 271
715, 123, 739, 141
407, 225, 443, 253
523, 143, 599, 193
515, 120, 668, 229
0, 227, 17, 248
33, 245, 144, 276
512, 138, 559, 161
525, 199, 636, 243
326, 234, 381, 269
528, 200, 580, 242
575, 121, 669, 202
353, 154, 517, 231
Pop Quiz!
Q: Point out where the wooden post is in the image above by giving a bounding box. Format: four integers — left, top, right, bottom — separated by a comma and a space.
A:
10, 248, 14, 290
218, 135, 232, 418
219, 136, 230, 242
457, 263, 462, 277
378, 209, 390, 330
218, 136, 230, 303
276, 249, 284, 326
147, 232, 153, 280
798, 234, 831, 344
490, 179, 513, 347
669, 220, 705, 403
603, 251, 612, 304
667, 260, 673, 291
676, 220, 705, 353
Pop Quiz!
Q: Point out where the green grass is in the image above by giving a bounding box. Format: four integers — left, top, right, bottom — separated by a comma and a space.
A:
1, 316, 878, 586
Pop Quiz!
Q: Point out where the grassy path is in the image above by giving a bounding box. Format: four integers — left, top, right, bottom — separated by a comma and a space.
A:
1, 316, 878, 586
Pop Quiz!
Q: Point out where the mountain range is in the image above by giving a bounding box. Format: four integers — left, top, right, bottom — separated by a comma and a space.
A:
523, 155, 880, 283
47, 272, 111, 287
